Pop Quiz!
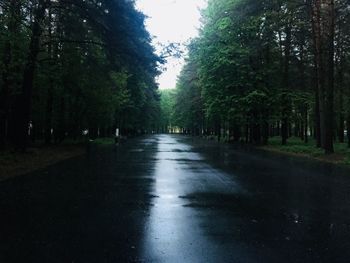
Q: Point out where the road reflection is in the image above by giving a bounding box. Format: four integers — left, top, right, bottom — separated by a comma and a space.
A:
139, 135, 350, 263
141, 135, 246, 263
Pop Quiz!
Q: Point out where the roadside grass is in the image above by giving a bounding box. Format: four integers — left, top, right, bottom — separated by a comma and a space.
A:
0, 137, 114, 180
92, 137, 115, 145
267, 137, 323, 156
0, 143, 84, 181
265, 136, 350, 165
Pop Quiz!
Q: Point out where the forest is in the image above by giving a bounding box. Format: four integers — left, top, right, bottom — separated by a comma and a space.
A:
1, 0, 349, 157
166, 0, 350, 154
0, 0, 161, 151
1, 1, 350, 260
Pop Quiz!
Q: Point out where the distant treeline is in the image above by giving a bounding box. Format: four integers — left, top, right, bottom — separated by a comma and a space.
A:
168, 0, 350, 154
0, 0, 161, 150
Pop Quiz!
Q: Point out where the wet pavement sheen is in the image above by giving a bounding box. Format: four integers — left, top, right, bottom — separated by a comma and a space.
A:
1, 134, 350, 262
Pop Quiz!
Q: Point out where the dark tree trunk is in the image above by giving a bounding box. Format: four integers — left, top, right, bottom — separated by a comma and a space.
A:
295, 121, 300, 138
347, 117, 350, 148
55, 97, 66, 143
215, 120, 221, 142
252, 111, 261, 144
296, 35, 309, 144
281, 25, 292, 146
311, 0, 322, 149
233, 124, 241, 142
304, 109, 309, 143
276, 121, 281, 136
45, 7, 54, 145
336, 60, 345, 143
0, 0, 21, 148
323, 0, 335, 153
338, 95, 345, 143
45, 87, 53, 144
314, 83, 322, 147
0, 41, 12, 148
245, 122, 249, 143
311, 0, 335, 154
281, 118, 288, 145
262, 119, 269, 145
300, 120, 305, 141
12, 0, 48, 150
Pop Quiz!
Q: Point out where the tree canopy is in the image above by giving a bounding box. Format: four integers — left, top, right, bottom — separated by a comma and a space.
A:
0, 0, 161, 149
170, 0, 350, 153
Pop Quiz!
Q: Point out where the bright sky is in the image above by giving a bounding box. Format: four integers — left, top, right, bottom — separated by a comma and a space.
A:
136, 0, 207, 89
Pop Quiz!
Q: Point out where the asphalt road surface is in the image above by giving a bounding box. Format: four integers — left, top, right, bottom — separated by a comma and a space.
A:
1, 134, 350, 263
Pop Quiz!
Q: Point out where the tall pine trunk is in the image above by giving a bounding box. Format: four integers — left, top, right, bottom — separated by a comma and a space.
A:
311, 0, 335, 154
45, 7, 54, 145
323, 0, 335, 153
337, 71, 344, 143
0, 42, 12, 148
347, 115, 350, 148
0, 1, 21, 148
281, 25, 292, 145
12, 0, 48, 150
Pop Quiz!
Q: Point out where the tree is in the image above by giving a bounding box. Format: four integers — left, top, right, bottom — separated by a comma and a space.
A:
172, 0, 346, 153
0, 0, 162, 150
311, 0, 335, 153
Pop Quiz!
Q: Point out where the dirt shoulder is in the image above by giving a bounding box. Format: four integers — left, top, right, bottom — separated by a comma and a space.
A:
0, 145, 85, 182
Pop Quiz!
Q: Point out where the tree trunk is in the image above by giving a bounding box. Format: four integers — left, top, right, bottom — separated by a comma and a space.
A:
45, 87, 54, 144
296, 36, 309, 144
314, 81, 322, 147
336, 57, 345, 143
262, 119, 269, 145
12, 0, 48, 150
323, 0, 335, 153
0, 41, 12, 148
338, 87, 345, 143
281, 25, 292, 146
45, 7, 54, 145
0, 1, 21, 148
347, 117, 350, 148
304, 108, 309, 143
245, 122, 249, 143
311, 0, 335, 154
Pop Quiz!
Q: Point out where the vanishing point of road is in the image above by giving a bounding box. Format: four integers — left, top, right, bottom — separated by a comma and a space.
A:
1, 134, 350, 262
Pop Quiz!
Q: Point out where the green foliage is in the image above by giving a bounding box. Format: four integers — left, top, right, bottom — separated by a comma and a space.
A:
172, 0, 349, 148
0, 0, 161, 145
268, 137, 324, 157
267, 137, 350, 165
172, 55, 204, 133
92, 138, 115, 146
159, 89, 176, 131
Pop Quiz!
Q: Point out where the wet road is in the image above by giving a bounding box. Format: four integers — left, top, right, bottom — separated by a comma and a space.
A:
1, 134, 350, 262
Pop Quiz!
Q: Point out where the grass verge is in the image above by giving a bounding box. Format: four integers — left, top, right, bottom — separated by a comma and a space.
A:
260, 137, 350, 165
0, 144, 85, 181
91, 137, 115, 145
